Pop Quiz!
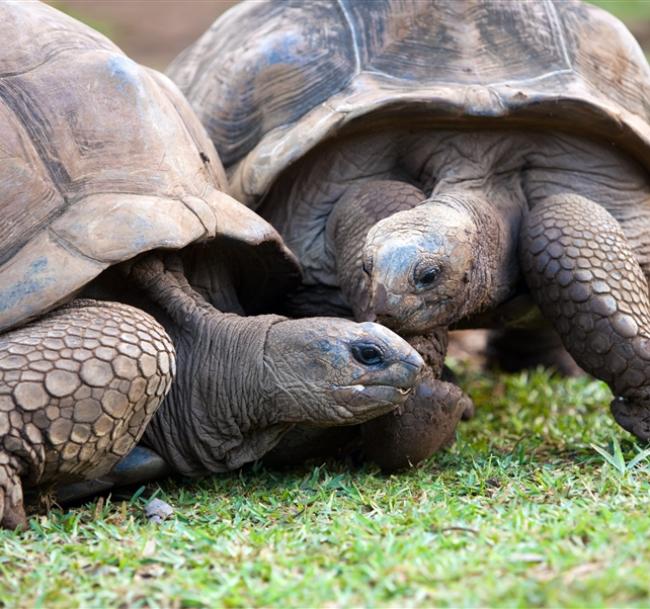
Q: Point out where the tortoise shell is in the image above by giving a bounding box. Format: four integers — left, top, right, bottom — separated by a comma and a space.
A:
169, 0, 650, 206
0, 1, 298, 333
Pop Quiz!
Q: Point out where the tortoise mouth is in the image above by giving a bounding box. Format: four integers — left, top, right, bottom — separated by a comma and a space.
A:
341, 384, 413, 395
332, 383, 413, 411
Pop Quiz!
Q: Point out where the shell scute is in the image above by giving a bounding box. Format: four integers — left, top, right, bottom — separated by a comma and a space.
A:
345, 0, 570, 85
169, 0, 357, 166
0, 2, 298, 333
169, 0, 650, 206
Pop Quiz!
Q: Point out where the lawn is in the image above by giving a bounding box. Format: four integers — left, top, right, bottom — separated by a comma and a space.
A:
3, 2, 650, 608
1, 363, 649, 608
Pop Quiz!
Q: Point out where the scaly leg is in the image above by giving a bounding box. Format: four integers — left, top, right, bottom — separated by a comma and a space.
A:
0, 453, 29, 529
520, 194, 650, 440
0, 300, 175, 529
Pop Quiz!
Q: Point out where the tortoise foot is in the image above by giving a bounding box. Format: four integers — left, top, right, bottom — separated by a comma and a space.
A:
109, 446, 170, 486
521, 194, 650, 436
611, 397, 650, 442
0, 457, 27, 530
361, 378, 470, 472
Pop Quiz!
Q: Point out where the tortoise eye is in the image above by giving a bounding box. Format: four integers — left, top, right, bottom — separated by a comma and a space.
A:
414, 264, 441, 289
351, 343, 384, 366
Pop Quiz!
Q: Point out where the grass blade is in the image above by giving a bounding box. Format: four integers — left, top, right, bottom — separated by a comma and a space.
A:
591, 442, 625, 474
626, 447, 650, 471
612, 437, 627, 473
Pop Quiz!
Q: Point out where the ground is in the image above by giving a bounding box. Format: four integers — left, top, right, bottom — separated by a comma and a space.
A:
2, 364, 650, 607
3, 1, 650, 608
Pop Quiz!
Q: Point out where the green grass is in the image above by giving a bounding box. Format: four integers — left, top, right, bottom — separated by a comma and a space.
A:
589, 0, 650, 24
4, 2, 650, 606
1, 365, 650, 608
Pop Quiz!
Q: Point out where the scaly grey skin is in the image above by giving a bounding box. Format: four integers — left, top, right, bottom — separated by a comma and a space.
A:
363, 132, 523, 333
120, 254, 424, 477
3, 250, 423, 529
363, 130, 650, 441
264, 180, 473, 471
0, 300, 175, 530
326, 182, 473, 468
264, 129, 569, 376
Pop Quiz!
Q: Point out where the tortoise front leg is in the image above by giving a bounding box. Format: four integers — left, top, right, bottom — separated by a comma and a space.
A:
520, 194, 650, 440
0, 300, 175, 529
360, 328, 473, 471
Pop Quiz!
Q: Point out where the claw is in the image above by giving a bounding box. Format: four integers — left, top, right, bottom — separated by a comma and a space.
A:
610, 396, 650, 442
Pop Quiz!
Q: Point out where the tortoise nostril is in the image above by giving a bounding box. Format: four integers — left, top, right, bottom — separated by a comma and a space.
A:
351, 343, 385, 366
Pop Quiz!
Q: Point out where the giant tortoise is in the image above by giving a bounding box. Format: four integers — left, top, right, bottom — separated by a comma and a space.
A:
0, 2, 424, 529
170, 0, 650, 442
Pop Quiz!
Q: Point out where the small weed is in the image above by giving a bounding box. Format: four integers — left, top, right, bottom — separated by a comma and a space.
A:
591, 437, 650, 475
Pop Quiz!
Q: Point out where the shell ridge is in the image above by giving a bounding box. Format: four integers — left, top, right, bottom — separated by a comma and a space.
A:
176, 1, 258, 96
0, 78, 70, 199
0, 204, 66, 270
0, 76, 71, 270
543, 0, 573, 69
171, 1, 650, 217
179, 196, 213, 238
355, 68, 577, 88
0, 39, 114, 80
336, 0, 361, 75
145, 67, 229, 189
47, 227, 104, 265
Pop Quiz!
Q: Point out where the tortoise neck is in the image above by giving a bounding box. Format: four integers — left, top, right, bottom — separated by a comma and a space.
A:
431, 185, 522, 315
326, 190, 377, 319
131, 254, 288, 475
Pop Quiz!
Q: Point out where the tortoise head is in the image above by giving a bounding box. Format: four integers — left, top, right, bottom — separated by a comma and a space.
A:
362, 201, 481, 334
263, 318, 424, 426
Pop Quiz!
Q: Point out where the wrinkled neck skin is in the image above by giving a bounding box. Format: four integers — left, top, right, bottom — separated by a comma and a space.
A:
415, 133, 527, 320
326, 189, 384, 320
144, 308, 289, 477
326, 190, 370, 315
427, 184, 521, 320
132, 255, 291, 476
